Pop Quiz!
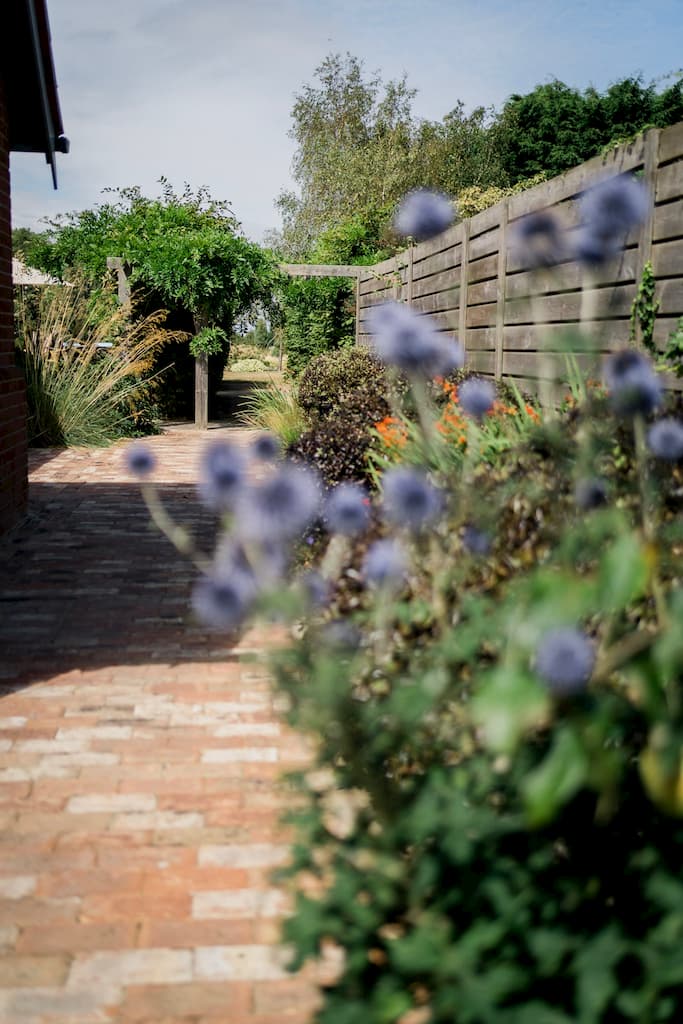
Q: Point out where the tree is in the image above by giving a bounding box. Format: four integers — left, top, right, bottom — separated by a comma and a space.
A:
30, 181, 280, 425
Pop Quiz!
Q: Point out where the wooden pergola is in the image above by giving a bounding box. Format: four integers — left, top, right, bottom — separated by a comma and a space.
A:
280, 264, 363, 345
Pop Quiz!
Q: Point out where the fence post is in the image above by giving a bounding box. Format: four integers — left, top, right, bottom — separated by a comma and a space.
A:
495, 199, 509, 380
634, 128, 661, 348
355, 271, 361, 345
458, 222, 470, 355
407, 244, 414, 306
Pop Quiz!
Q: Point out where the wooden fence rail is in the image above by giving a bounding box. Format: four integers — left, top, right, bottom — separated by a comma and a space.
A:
352, 122, 683, 393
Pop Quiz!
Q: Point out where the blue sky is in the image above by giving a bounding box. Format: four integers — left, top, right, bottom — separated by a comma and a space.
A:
11, 0, 683, 241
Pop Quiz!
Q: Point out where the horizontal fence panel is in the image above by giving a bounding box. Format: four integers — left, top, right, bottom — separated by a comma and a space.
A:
505, 283, 634, 325
468, 253, 498, 285
659, 121, 683, 164
652, 239, 683, 278
467, 350, 496, 373
412, 245, 461, 281
656, 160, 683, 203
658, 278, 683, 315
502, 320, 631, 352
412, 266, 462, 299
501, 350, 599, 379
468, 278, 499, 306
506, 251, 638, 299
653, 197, 683, 241
468, 227, 500, 262
467, 301, 497, 329
466, 326, 496, 351
412, 290, 461, 316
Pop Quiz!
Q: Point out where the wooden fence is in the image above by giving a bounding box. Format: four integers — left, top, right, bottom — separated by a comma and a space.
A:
356, 123, 683, 392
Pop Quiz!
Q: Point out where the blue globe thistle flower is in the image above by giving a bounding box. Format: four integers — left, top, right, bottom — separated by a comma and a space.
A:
510, 210, 565, 269
191, 568, 256, 631
298, 570, 331, 608
237, 462, 321, 541
535, 627, 595, 696
321, 619, 362, 651
574, 174, 649, 266
368, 301, 464, 379
198, 441, 246, 511
125, 442, 156, 479
393, 189, 455, 242
574, 477, 608, 510
458, 378, 496, 420
325, 483, 371, 537
382, 467, 443, 531
647, 418, 683, 461
603, 349, 662, 417
363, 538, 408, 588
250, 433, 281, 462
462, 524, 492, 555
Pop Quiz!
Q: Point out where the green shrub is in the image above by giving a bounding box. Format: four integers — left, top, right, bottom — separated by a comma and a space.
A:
240, 379, 307, 447
298, 346, 387, 420
283, 276, 355, 377
289, 383, 390, 487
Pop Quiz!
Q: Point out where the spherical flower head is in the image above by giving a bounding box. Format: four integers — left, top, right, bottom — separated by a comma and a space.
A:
574, 477, 608, 510
191, 568, 256, 631
574, 174, 649, 266
458, 378, 496, 420
298, 570, 331, 609
367, 301, 463, 378
510, 210, 565, 269
125, 442, 156, 479
462, 524, 491, 555
647, 418, 683, 461
363, 538, 408, 589
237, 462, 321, 541
198, 440, 246, 511
325, 483, 371, 537
321, 619, 362, 651
393, 189, 455, 242
251, 433, 281, 462
382, 467, 443, 532
603, 349, 662, 417
535, 627, 595, 696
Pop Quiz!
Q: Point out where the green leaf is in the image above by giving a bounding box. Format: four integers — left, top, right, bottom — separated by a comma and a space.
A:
472, 668, 550, 754
598, 531, 649, 612
523, 726, 588, 827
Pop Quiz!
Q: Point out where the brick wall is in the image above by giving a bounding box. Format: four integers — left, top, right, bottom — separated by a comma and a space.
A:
0, 75, 28, 533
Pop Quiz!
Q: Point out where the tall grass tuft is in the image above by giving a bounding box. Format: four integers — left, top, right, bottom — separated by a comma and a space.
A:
14, 281, 183, 447
239, 378, 307, 446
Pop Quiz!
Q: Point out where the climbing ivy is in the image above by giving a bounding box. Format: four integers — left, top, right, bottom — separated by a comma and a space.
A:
630, 260, 660, 354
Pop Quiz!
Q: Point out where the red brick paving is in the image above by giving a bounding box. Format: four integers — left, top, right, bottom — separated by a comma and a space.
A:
0, 425, 321, 1023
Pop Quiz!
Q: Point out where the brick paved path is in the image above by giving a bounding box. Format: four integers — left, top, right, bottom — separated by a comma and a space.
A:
0, 426, 321, 1024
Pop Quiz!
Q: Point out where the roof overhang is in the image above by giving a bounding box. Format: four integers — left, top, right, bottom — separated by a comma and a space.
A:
3, 0, 68, 188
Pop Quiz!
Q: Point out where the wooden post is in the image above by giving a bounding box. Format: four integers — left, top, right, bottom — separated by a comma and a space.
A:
195, 352, 208, 430
406, 244, 414, 306
495, 200, 509, 380
355, 274, 362, 345
106, 257, 130, 306
458, 222, 470, 355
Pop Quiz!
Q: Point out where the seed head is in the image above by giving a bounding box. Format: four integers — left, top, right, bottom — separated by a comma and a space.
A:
394, 189, 455, 241
125, 443, 156, 479
462, 525, 492, 555
647, 418, 683, 461
236, 462, 321, 541
368, 301, 464, 378
325, 483, 370, 536
510, 210, 565, 269
603, 349, 662, 417
191, 568, 256, 631
458, 378, 496, 420
535, 627, 595, 696
382, 467, 443, 531
198, 441, 246, 511
363, 538, 408, 589
574, 477, 608, 510
251, 433, 281, 462
574, 175, 649, 266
